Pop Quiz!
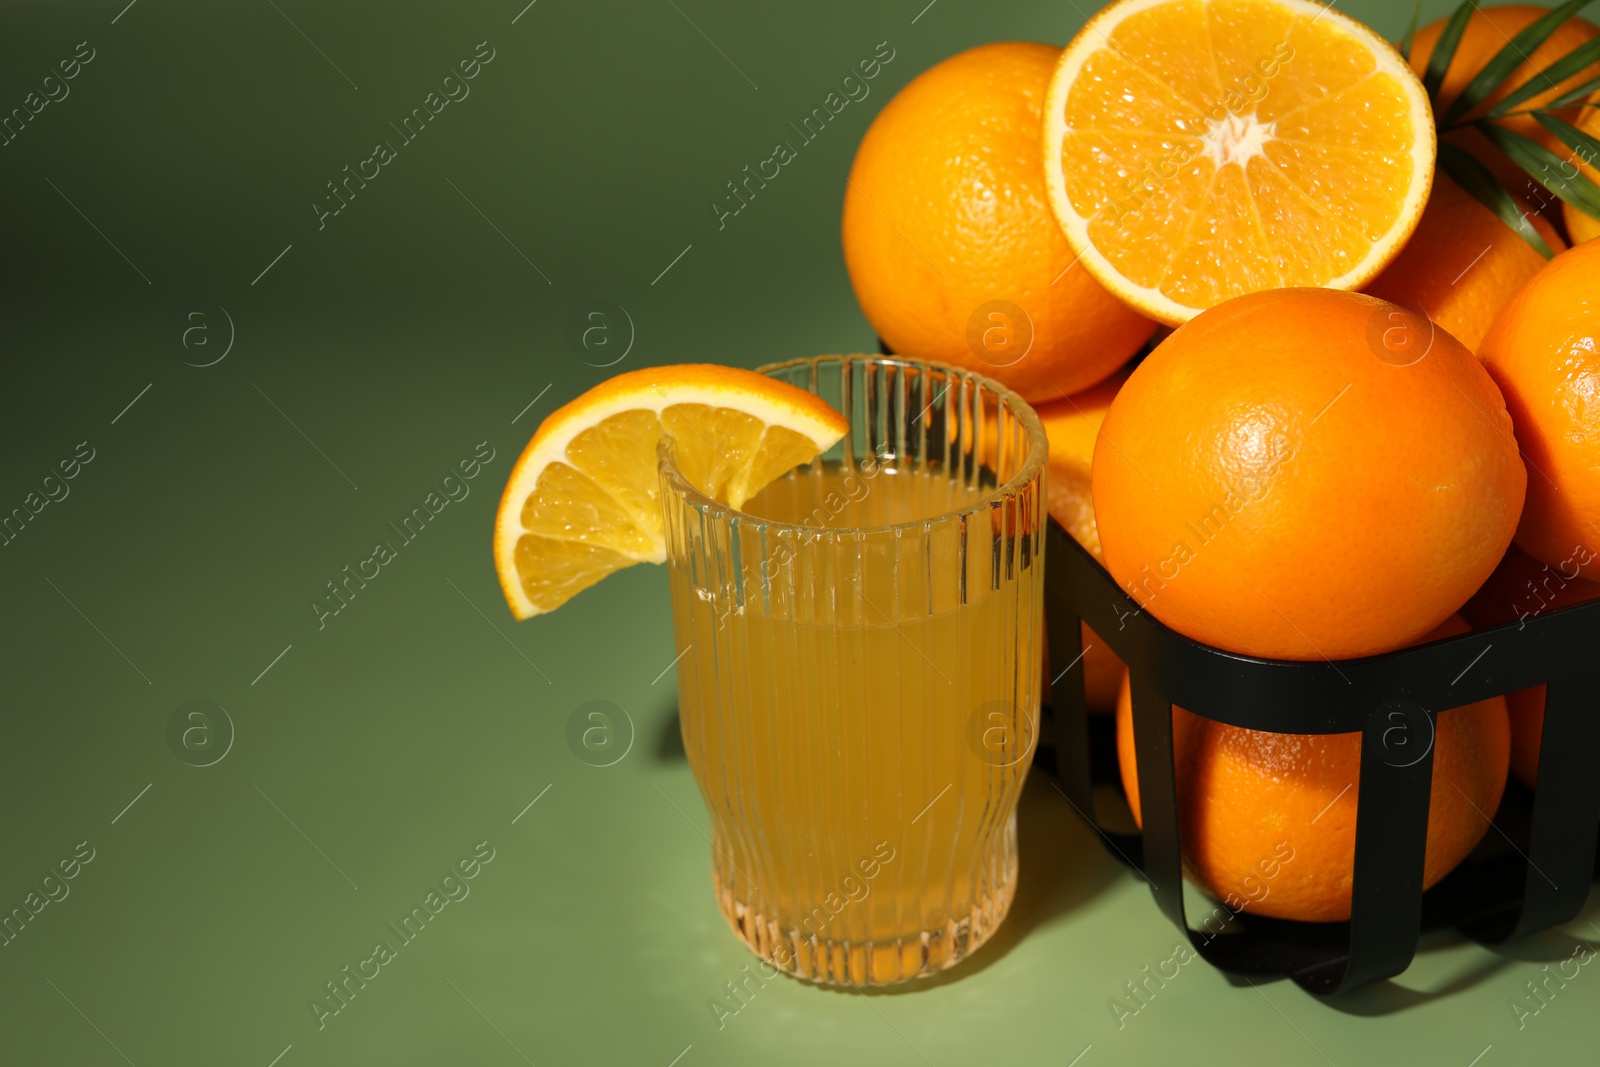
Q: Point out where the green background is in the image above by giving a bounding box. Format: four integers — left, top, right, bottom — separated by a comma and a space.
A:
1, 1, 1596, 1064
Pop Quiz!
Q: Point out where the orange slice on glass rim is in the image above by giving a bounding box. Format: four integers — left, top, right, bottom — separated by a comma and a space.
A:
1042, 0, 1435, 325
493, 364, 848, 619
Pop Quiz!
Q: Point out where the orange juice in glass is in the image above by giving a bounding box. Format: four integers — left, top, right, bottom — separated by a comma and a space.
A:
661, 354, 1047, 985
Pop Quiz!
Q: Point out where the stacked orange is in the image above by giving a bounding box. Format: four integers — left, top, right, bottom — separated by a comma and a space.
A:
1115, 617, 1510, 922
842, 42, 1154, 402
1481, 240, 1600, 579
1364, 174, 1565, 352
1088, 287, 1522, 920
1467, 239, 1600, 792
1093, 288, 1525, 662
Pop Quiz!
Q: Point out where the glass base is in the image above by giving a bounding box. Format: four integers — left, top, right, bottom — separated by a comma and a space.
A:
712, 819, 1019, 987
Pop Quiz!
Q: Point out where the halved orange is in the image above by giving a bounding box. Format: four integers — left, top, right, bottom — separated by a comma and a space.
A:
1043, 0, 1435, 325
493, 364, 848, 619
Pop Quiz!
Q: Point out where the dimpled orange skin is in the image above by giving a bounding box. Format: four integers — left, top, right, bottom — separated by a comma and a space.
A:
1462, 544, 1600, 785
1409, 5, 1600, 203
842, 42, 1155, 402
1092, 288, 1527, 660
1365, 173, 1565, 353
1116, 617, 1511, 923
1480, 241, 1600, 581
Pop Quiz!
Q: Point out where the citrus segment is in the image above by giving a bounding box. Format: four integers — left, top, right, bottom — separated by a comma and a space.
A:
493, 365, 849, 619
1044, 0, 1435, 324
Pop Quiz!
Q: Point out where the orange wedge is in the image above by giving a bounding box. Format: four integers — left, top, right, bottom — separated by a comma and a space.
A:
1043, 0, 1435, 325
493, 364, 848, 619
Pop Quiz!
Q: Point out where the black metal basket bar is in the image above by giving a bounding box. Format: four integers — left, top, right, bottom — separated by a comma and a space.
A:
1042, 518, 1600, 996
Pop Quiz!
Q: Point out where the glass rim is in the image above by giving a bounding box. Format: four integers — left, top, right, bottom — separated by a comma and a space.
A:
657, 353, 1049, 537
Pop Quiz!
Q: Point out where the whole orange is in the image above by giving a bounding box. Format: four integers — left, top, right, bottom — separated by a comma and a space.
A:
1115, 618, 1511, 922
1480, 240, 1600, 579
1092, 288, 1527, 661
1462, 544, 1600, 785
1037, 367, 1133, 712
842, 42, 1155, 402
1365, 173, 1565, 352
1409, 5, 1600, 203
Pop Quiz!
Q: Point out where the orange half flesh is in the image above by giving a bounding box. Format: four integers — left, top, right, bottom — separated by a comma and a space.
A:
1043, 0, 1435, 325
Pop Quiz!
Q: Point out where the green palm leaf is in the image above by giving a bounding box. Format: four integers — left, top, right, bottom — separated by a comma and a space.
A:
1475, 120, 1600, 223
1441, 0, 1598, 126
1487, 36, 1600, 117
1423, 2, 1476, 106
1533, 111, 1600, 220
1436, 143, 1555, 258
1546, 71, 1600, 109
1400, 0, 1424, 62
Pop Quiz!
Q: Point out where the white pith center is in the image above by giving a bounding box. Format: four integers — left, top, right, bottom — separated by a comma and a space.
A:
1201, 112, 1275, 169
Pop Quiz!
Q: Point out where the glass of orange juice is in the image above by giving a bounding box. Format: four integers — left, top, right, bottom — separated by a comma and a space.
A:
660, 354, 1047, 985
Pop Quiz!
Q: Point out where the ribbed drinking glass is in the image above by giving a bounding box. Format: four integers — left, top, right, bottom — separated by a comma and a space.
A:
661, 354, 1047, 985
